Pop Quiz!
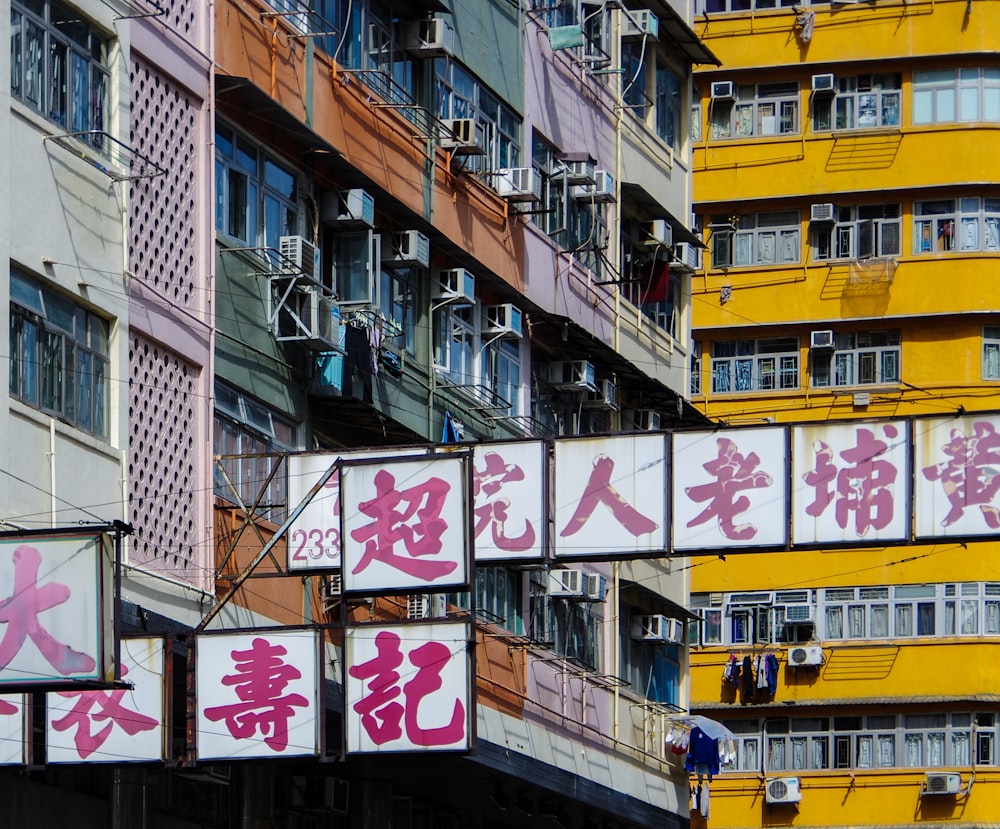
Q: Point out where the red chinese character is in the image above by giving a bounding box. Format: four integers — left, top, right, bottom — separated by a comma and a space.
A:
0, 698, 19, 716
922, 421, 1000, 528
350, 469, 457, 581
802, 440, 837, 517
349, 630, 465, 748
203, 638, 309, 752
473, 451, 536, 553
561, 455, 658, 538
51, 665, 158, 759
0, 545, 96, 675
685, 438, 772, 540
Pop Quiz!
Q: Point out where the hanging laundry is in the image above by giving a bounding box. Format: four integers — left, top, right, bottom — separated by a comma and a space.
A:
723, 653, 741, 688
766, 652, 780, 697
741, 654, 755, 701
684, 726, 720, 779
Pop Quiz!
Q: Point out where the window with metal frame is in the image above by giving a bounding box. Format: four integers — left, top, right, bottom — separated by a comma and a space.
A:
983, 325, 1000, 380
710, 337, 799, 393
914, 197, 1000, 254
711, 211, 801, 268
913, 67, 1000, 125
710, 82, 799, 140
810, 330, 900, 388
812, 204, 901, 261
812, 74, 901, 132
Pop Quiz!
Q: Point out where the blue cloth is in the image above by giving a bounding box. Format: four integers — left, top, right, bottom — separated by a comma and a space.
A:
766, 652, 779, 696
684, 726, 720, 778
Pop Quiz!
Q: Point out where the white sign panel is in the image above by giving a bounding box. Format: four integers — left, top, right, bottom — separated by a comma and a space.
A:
472, 441, 545, 562
341, 455, 469, 593
673, 427, 787, 551
287, 448, 428, 571
0, 535, 111, 686
196, 629, 319, 760
0, 695, 27, 765
47, 637, 165, 763
345, 622, 470, 754
792, 420, 910, 545
553, 434, 668, 558
915, 414, 1000, 538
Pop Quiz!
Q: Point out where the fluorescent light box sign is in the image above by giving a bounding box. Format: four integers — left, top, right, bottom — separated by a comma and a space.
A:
553, 434, 668, 558
472, 440, 545, 562
673, 427, 787, 551
340, 454, 470, 593
345, 622, 470, 754
196, 629, 320, 760
47, 637, 165, 763
914, 414, 1000, 539
0, 534, 113, 687
792, 420, 910, 545
287, 447, 428, 572
0, 696, 27, 765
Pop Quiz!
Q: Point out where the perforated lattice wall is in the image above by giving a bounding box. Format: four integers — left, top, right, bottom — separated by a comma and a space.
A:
128, 336, 199, 576
129, 57, 199, 309
164, 2, 197, 41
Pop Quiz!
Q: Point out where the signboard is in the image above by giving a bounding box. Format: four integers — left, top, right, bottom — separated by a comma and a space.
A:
344, 622, 471, 754
0, 696, 26, 765
196, 629, 320, 760
472, 440, 545, 562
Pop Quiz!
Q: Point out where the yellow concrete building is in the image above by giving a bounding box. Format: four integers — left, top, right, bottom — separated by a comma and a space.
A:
686, 0, 1000, 827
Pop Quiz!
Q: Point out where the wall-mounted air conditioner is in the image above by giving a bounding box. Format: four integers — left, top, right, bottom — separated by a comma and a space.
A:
484, 303, 524, 339
572, 169, 615, 203
646, 219, 673, 246
809, 330, 835, 350
632, 614, 684, 643
495, 168, 542, 202
549, 569, 584, 597
318, 573, 342, 612
811, 73, 836, 93
383, 230, 430, 268
765, 777, 802, 804
407, 593, 445, 619
440, 118, 486, 155
561, 156, 596, 186
783, 604, 813, 623
671, 242, 702, 272
622, 9, 659, 39
710, 80, 736, 100
403, 18, 454, 57
315, 295, 341, 350
549, 360, 597, 392
582, 573, 608, 601
322, 189, 375, 228
434, 268, 476, 306
810, 202, 837, 223
788, 645, 824, 667
279, 235, 320, 281
583, 378, 618, 410
922, 772, 961, 796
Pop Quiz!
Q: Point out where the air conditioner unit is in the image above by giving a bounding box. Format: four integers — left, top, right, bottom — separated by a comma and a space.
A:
671, 242, 702, 272
810, 202, 837, 223
711, 81, 736, 100
383, 230, 430, 268
788, 645, 824, 667
811, 73, 836, 93
549, 569, 584, 597
644, 219, 673, 247
403, 18, 455, 57
809, 329, 835, 350
322, 188, 375, 228
765, 777, 802, 804
584, 378, 618, 410
495, 167, 542, 202
279, 235, 320, 281
440, 118, 485, 155
407, 594, 430, 619
549, 360, 597, 392
434, 268, 476, 306
627, 409, 662, 431
572, 169, 615, 203
484, 303, 524, 339
318, 573, 342, 612
632, 614, 684, 643
561, 157, 596, 186
582, 573, 608, 601
922, 772, 962, 796
315, 295, 341, 350
783, 604, 813, 623
622, 9, 659, 39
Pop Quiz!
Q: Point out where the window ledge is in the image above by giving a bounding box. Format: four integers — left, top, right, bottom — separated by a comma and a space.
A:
9, 399, 119, 459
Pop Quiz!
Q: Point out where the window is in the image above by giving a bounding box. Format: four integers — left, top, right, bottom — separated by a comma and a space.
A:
811, 330, 900, 388
711, 211, 801, 268
448, 568, 524, 634
9, 268, 110, 438
435, 60, 521, 174
434, 302, 478, 387
710, 337, 799, 393
335, 231, 380, 307
655, 62, 682, 149
710, 83, 798, 139
622, 41, 651, 110
812, 74, 901, 132
213, 383, 297, 522
913, 68, 1000, 125
984, 326, 1000, 380
10, 0, 109, 149
701, 0, 796, 12
216, 124, 299, 249
482, 337, 523, 417
690, 342, 702, 396
531, 591, 603, 670
378, 267, 416, 355
622, 608, 680, 706
812, 204, 901, 261
914, 198, 1000, 254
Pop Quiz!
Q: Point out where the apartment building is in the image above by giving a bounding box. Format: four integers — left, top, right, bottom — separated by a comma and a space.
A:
3, 0, 716, 826
688, 0, 1000, 826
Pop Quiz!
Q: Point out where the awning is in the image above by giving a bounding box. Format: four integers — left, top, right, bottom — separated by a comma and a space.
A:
621, 181, 705, 248
641, 1, 721, 66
